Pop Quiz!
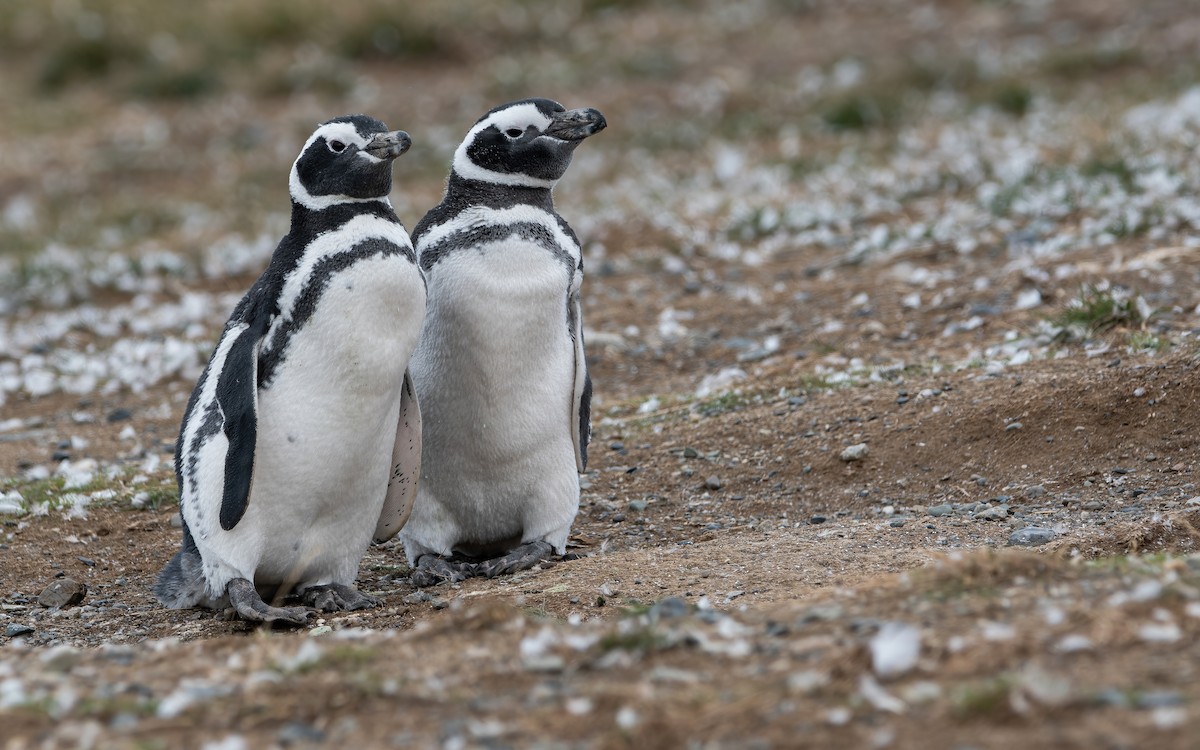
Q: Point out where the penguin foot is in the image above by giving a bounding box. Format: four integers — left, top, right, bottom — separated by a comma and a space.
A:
303, 583, 380, 612
411, 555, 476, 587
226, 578, 310, 625
477, 540, 555, 579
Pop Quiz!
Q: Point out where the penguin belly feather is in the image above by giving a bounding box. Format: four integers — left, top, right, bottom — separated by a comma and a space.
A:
403, 238, 580, 560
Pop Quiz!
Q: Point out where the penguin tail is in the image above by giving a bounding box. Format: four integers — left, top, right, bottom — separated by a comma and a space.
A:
152, 548, 210, 609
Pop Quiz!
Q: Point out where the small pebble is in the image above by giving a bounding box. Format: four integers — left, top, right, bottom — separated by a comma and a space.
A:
927, 504, 953, 517
106, 408, 133, 423
1025, 484, 1046, 499
704, 476, 723, 491
1005, 422, 1023, 432
4, 624, 34, 638
889, 519, 905, 528
810, 515, 827, 525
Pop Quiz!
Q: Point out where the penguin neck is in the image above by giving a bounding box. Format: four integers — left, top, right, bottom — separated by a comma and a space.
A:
444, 172, 556, 212
289, 198, 399, 236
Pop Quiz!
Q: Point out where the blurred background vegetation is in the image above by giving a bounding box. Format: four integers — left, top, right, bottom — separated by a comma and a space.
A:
0, 0, 1195, 272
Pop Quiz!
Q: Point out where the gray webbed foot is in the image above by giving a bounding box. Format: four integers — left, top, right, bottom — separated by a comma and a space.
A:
411, 554, 476, 588
477, 540, 555, 579
303, 583, 380, 612
226, 578, 310, 626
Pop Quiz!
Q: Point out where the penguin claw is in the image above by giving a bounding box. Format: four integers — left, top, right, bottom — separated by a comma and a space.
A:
303, 583, 380, 612
477, 540, 555, 579
411, 555, 476, 588
226, 578, 310, 626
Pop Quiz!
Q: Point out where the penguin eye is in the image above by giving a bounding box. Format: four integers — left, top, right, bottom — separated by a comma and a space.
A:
504, 128, 524, 139
328, 140, 347, 153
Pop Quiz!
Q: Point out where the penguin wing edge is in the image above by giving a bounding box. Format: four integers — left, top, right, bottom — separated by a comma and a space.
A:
374, 368, 422, 543
569, 290, 592, 473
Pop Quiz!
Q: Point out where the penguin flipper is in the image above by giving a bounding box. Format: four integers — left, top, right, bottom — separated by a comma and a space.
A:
215, 299, 271, 531
374, 368, 422, 543
569, 287, 592, 473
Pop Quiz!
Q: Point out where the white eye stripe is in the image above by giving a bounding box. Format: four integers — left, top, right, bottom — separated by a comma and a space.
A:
481, 103, 553, 135
301, 122, 370, 155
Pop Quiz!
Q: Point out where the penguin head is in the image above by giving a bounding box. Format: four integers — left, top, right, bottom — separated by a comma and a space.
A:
451, 98, 607, 189
289, 115, 412, 210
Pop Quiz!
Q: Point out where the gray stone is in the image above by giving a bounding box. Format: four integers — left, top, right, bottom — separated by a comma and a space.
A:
38, 578, 87, 609
840, 443, 869, 462
4, 624, 34, 637
279, 722, 326, 745
1009, 527, 1056, 546
1025, 484, 1047, 499
1135, 691, 1185, 709
927, 504, 954, 517
974, 505, 1009, 521
649, 596, 690, 621
1005, 422, 1023, 431
0, 494, 25, 516
402, 590, 433, 605
106, 408, 133, 423
704, 476, 723, 491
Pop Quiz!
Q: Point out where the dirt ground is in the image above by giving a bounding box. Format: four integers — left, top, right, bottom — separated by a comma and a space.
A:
5, 0, 1200, 748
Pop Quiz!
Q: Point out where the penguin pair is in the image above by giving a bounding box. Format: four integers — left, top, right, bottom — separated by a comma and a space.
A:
155, 99, 606, 622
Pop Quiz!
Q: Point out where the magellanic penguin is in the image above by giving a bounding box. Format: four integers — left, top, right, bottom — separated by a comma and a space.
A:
154, 115, 426, 624
400, 98, 606, 586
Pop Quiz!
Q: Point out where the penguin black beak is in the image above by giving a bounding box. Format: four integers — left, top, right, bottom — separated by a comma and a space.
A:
364, 130, 412, 160
545, 108, 607, 141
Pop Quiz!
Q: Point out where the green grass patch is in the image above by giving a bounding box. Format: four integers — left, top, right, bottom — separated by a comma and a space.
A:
1048, 285, 1153, 341
1080, 151, 1137, 192
952, 675, 1014, 719
820, 93, 903, 131
599, 626, 669, 654
1127, 331, 1168, 354
695, 391, 755, 418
